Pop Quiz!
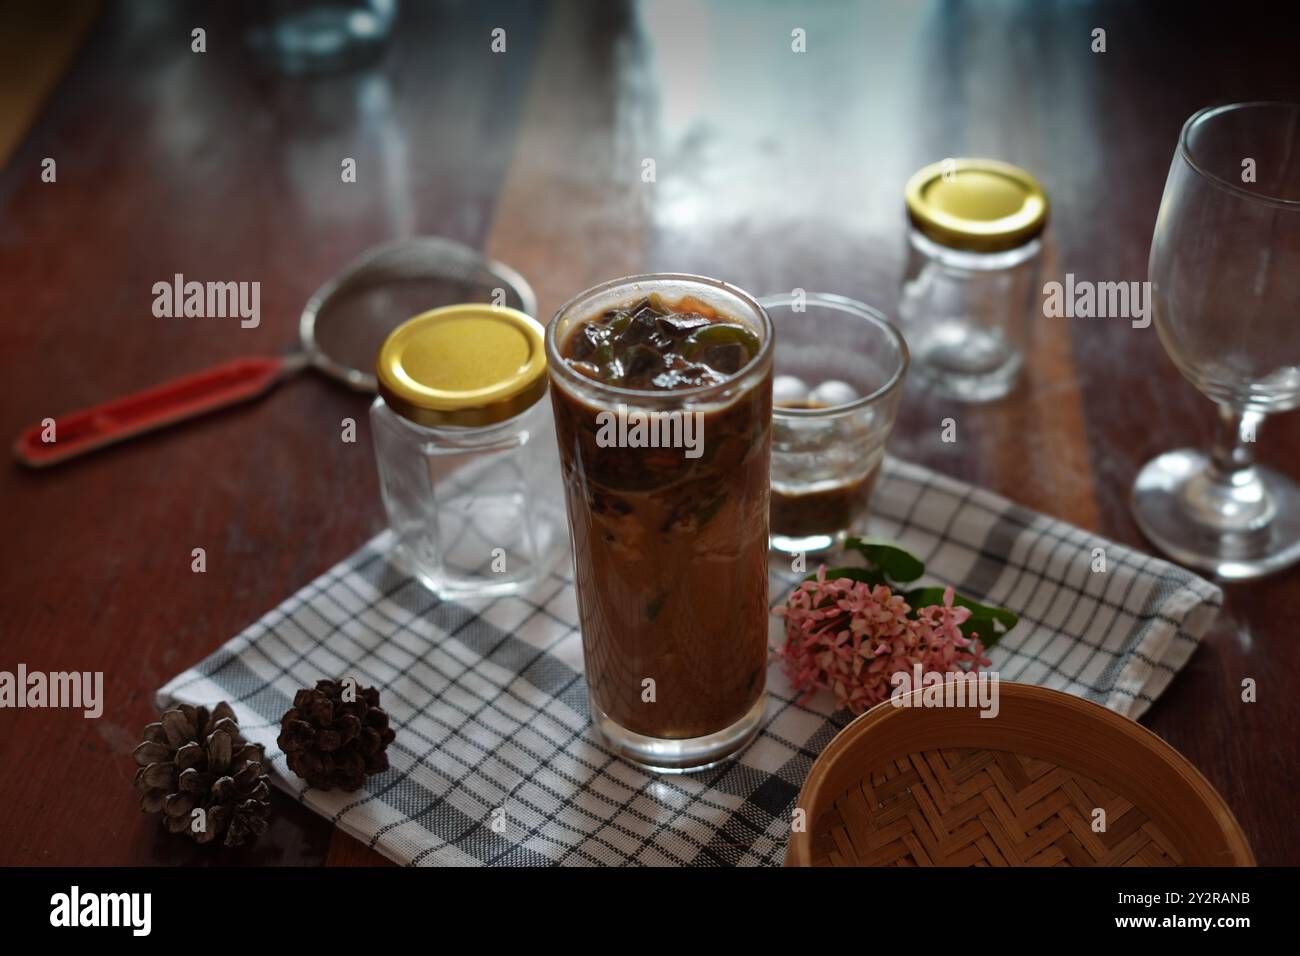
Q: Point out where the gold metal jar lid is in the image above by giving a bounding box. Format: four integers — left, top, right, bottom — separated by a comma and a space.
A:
376, 304, 547, 428
905, 158, 1049, 252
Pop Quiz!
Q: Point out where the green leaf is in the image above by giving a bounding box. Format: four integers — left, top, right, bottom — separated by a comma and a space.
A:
844, 537, 925, 584
682, 323, 761, 360
901, 587, 1018, 649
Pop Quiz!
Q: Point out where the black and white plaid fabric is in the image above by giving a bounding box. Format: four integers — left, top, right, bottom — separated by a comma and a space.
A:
157, 456, 1222, 866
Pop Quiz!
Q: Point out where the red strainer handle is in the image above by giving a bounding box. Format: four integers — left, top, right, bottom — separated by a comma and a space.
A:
13, 355, 291, 468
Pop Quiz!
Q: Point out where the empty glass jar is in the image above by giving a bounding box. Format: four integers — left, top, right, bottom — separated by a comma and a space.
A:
898, 158, 1048, 402
371, 305, 565, 597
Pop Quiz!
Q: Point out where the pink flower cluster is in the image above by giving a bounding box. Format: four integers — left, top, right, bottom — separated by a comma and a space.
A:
774, 567, 992, 715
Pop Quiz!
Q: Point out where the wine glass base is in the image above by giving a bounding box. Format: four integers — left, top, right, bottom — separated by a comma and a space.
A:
1132, 449, 1300, 580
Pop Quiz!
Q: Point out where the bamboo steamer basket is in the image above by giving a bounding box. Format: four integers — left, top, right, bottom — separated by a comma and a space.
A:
785, 682, 1253, 866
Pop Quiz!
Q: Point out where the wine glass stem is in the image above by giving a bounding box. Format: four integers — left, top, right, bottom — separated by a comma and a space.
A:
1210, 404, 1260, 474
1188, 404, 1273, 531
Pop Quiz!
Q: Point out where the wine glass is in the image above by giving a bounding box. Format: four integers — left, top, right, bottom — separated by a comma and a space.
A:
1133, 102, 1300, 579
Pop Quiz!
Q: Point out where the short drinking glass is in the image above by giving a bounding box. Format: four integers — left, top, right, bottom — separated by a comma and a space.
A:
763, 293, 908, 555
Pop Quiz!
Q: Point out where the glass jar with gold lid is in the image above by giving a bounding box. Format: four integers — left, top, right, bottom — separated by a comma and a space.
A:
370, 304, 565, 597
899, 158, 1048, 402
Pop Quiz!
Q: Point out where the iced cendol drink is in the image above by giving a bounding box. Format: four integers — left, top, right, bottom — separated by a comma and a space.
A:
546, 275, 773, 772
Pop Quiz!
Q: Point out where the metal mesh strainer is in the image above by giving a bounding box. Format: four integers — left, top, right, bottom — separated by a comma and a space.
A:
304, 237, 537, 391
14, 237, 537, 467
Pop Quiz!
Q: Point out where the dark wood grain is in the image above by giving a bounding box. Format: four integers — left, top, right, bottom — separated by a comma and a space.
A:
1, 0, 1296, 866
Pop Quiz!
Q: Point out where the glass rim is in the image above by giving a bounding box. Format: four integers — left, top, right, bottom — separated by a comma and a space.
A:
1179, 101, 1300, 210
759, 292, 909, 418
545, 272, 774, 404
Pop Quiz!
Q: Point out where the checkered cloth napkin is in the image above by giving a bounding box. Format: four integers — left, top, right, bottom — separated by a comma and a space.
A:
157, 456, 1222, 866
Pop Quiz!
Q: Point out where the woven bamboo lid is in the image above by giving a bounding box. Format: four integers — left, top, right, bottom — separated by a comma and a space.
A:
785, 683, 1253, 867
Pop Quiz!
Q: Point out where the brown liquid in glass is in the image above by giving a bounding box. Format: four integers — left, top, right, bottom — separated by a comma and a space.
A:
553, 296, 771, 739
769, 398, 879, 539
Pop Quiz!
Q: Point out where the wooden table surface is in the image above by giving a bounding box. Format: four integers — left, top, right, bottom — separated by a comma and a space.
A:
2, 0, 1297, 866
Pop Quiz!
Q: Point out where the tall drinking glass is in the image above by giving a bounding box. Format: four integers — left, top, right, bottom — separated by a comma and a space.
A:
547, 275, 773, 772
1133, 102, 1300, 579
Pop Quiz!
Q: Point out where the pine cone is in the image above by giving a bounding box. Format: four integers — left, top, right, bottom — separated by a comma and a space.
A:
277, 679, 396, 791
132, 702, 271, 847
